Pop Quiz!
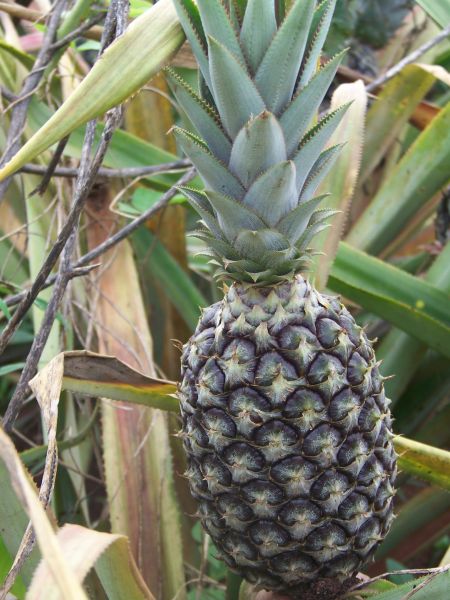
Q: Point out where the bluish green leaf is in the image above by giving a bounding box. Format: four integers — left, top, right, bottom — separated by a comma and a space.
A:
178, 186, 225, 240
281, 51, 345, 156
208, 36, 265, 137
299, 0, 337, 87
277, 195, 329, 242
172, 0, 210, 87
299, 144, 342, 201
240, 0, 277, 72
197, 0, 245, 63
174, 127, 245, 197
206, 191, 266, 240
166, 69, 232, 163
293, 105, 349, 191
229, 111, 287, 187
243, 161, 297, 224
255, 0, 315, 114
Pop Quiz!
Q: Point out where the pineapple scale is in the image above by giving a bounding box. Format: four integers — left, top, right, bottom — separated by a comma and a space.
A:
179, 276, 396, 594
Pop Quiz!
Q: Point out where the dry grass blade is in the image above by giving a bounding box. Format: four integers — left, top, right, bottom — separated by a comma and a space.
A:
0, 429, 87, 600
28, 524, 155, 600
85, 188, 185, 599
0, 355, 65, 598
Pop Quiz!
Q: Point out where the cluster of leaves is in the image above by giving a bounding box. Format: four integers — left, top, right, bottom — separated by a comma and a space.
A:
0, 1, 449, 599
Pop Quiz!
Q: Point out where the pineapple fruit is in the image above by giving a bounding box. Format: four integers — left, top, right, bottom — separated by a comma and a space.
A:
171, 0, 396, 595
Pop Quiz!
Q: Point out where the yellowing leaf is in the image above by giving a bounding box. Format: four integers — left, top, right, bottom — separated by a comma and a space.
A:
395, 436, 450, 491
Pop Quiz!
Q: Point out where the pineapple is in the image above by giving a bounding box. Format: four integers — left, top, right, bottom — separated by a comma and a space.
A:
171, 0, 396, 595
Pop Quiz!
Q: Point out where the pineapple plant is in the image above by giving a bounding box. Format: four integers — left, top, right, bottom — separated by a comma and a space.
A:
171, 0, 397, 596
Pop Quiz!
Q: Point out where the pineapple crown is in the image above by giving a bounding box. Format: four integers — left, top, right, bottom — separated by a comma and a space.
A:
169, 0, 348, 285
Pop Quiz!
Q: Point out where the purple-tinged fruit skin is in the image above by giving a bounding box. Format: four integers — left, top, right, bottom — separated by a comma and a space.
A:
179, 276, 396, 595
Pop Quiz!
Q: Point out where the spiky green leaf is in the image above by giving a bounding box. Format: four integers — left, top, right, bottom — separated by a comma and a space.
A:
240, 0, 277, 73
178, 186, 225, 240
173, 127, 245, 198
299, 0, 337, 87
172, 0, 210, 87
255, 0, 315, 114
243, 161, 297, 225
276, 195, 329, 242
197, 0, 245, 64
299, 144, 343, 201
296, 210, 336, 251
281, 51, 345, 156
234, 229, 292, 265
206, 191, 266, 241
166, 69, 231, 163
229, 111, 287, 187
208, 36, 266, 137
293, 104, 349, 192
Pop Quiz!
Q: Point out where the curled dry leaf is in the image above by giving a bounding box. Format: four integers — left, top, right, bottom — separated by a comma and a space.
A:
1, 355, 65, 598
56, 350, 178, 410
28, 524, 155, 600
0, 429, 86, 600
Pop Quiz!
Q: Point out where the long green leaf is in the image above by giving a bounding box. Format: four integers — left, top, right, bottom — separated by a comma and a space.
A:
255, 0, 315, 113
360, 64, 437, 183
0, 0, 185, 181
328, 242, 450, 358
379, 242, 450, 403
280, 51, 345, 157
208, 36, 265, 137
347, 100, 450, 254
240, 0, 277, 72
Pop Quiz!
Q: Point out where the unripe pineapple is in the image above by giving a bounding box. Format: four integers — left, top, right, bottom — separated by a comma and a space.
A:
171, 0, 396, 596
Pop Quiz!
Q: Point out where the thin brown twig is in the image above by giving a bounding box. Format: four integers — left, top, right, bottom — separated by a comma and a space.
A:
2, 167, 196, 310
2, 115, 123, 431
2, 0, 130, 430
49, 11, 105, 51
0, 85, 18, 102
29, 136, 69, 196
402, 567, 449, 599
0, 0, 68, 202
19, 159, 191, 179
348, 566, 450, 593
0, 1, 129, 595
366, 22, 450, 92
0, 2, 103, 40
